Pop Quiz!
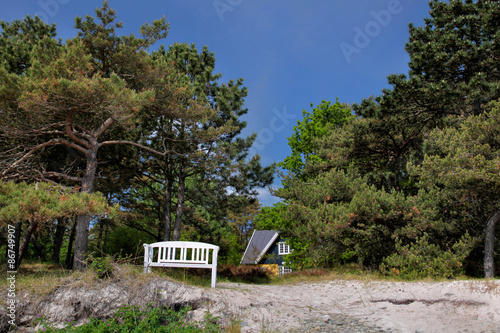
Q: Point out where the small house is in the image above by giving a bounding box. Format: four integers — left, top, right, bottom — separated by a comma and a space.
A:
240, 230, 292, 275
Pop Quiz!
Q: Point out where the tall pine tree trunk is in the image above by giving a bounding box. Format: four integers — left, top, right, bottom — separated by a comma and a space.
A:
65, 217, 77, 269
484, 208, 500, 278
18, 219, 38, 266
52, 218, 66, 263
172, 169, 186, 242
73, 141, 98, 270
30, 234, 46, 261
73, 215, 92, 270
163, 171, 173, 241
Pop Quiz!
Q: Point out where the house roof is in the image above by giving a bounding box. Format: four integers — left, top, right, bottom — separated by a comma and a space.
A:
240, 230, 279, 265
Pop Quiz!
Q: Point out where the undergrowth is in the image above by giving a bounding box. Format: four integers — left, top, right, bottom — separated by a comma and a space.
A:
33, 304, 221, 332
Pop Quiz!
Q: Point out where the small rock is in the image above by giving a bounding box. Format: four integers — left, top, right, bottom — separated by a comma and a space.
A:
322, 315, 331, 322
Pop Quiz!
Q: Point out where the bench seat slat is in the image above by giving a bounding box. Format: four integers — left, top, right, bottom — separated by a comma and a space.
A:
159, 260, 209, 264
150, 263, 214, 269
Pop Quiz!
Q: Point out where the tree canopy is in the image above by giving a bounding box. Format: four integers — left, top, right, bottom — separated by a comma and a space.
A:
1, 0, 498, 278
266, 0, 500, 278
0, 1, 274, 270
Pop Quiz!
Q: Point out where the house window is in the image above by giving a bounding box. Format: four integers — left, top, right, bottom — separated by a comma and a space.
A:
278, 242, 290, 255
279, 265, 292, 276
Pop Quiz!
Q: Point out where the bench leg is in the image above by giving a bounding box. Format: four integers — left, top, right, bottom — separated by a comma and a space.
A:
211, 267, 216, 288
144, 246, 152, 274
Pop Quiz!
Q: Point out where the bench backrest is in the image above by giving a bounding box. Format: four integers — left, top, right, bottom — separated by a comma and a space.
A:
143, 241, 219, 288
145, 241, 218, 265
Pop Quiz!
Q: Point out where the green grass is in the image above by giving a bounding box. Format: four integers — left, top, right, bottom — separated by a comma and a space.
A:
0, 262, 73, 306
33, 304, 221, 333
262, 263, 471, 285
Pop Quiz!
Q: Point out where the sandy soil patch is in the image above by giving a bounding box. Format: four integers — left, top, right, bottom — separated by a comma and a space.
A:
200, 279, 500, 332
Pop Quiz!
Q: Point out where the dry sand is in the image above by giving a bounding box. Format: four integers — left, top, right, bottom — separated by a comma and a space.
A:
5, 275, 499, 333
197, 279, 500, 332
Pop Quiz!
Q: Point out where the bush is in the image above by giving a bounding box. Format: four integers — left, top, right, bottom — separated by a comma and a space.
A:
218, 264, 271, 278
218, 264, 272, 284
380, 233, 474, 279
85, 254, 117, 279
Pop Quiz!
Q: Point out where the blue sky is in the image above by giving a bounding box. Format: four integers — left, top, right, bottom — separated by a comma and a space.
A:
1, 0, 432, 206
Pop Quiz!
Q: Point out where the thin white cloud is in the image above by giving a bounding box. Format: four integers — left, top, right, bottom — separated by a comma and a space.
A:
256, 186, 281, 207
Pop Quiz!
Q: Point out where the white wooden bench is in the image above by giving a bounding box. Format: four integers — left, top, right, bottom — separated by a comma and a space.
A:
143, 241, 220, 288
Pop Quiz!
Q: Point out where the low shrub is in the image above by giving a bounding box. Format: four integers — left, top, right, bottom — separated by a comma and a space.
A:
34, 304, 221, 332
85, 254, 116, 279
218, 264, 271, 279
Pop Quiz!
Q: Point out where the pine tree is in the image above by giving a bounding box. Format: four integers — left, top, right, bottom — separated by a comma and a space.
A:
0, 181, 111, 268
409, 101, 500, 278
128, 43, 274, 242
0, 2, 174, 269
0, 15, 58, 75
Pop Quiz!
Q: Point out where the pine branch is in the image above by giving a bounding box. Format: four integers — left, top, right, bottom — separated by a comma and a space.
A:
40, 171, 83, 183
66, 114, 90, 149
99, 140, 184, 157
94, 117, 115, 138
1, 138, 89, 178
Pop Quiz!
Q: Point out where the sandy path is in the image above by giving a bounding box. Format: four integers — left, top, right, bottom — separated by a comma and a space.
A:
197, 280, 500, 332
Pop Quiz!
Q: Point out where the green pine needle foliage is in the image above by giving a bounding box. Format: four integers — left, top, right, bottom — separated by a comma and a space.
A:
381, 233, 475, 279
